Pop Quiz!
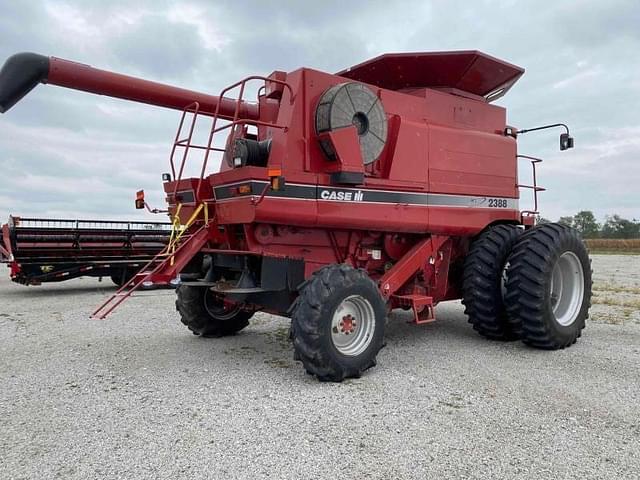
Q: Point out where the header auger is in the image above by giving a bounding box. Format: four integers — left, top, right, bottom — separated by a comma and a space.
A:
0, 50, 591, 382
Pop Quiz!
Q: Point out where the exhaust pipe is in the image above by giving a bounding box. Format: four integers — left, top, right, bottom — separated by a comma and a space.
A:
0, 52, 259, 120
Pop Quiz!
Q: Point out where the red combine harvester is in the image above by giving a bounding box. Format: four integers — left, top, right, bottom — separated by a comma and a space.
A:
1, 216, 171, 286
0, 51, 591, 381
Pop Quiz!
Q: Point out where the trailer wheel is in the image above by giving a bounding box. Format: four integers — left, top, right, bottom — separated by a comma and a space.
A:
175, 285, 252, 337
290, 264, 386, 382
505, 223, 592, 349
110, 269, 135, 287
462, 224, 522, 340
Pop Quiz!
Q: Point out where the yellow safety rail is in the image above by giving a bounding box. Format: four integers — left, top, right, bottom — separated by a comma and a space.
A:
166, 203, 209, 265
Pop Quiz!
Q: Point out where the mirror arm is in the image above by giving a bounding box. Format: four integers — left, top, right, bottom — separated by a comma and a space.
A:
516, 123, 570, 135
508, 123, 574, 151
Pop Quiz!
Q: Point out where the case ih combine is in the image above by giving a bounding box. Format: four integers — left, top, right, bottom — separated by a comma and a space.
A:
0, 51, 591, 381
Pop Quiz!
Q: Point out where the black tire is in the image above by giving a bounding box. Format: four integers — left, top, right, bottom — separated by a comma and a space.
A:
175, 284, 252, 337
505, 223, 592, 349
291, 264, 386, 382
462, 224, 522, 340
110, 269, 135, 287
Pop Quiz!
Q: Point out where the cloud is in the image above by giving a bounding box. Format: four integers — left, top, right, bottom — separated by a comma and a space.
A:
0, 0, 638, 225
166, 4, 228, 52
552, 67, 601, 89
110, 14, 205, 80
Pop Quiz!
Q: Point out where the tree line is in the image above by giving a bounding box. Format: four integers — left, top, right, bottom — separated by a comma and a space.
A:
538, 211, 640, 239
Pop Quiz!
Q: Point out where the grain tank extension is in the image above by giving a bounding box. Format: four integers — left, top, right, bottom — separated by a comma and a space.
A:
0, 51, 592, 381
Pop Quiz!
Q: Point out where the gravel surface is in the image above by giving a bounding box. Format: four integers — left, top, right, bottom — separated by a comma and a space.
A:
1, 254, 639, 479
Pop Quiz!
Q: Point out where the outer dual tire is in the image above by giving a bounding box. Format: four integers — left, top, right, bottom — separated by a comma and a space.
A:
290, 264, 386, 382
504, 223, 592, 349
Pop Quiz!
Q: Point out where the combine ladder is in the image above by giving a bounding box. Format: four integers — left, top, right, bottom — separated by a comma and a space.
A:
91, 223, 211, 319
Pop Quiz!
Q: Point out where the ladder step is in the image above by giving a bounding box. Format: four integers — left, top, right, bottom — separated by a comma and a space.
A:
392, 294, 436, 324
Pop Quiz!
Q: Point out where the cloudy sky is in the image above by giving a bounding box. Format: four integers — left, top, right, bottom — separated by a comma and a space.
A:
0, 0, 638, 223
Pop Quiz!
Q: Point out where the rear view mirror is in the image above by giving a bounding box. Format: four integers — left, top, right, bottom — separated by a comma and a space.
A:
135, 190, 145, 209
560, 133, 574, 151
517, 124, 574, 152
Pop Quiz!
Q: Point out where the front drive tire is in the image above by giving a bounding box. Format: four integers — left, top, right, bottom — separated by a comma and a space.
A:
505, 223, 592, 349
175, 285, 253, 337
291, 264, 386, 382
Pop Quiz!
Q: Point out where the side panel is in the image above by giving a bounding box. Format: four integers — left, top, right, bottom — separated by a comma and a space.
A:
428, 125, 518, 198
386, 117, 429, 186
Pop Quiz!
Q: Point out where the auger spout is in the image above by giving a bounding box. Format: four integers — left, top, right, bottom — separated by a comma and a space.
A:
0, 52, 259, 120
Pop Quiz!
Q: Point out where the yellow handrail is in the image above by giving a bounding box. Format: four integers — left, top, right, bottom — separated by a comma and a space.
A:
165, 202, 206, 265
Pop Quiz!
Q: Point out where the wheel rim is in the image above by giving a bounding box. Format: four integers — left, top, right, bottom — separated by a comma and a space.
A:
550, 251, 585, 326
330, 295, 376, 356
204, 290, 241, 320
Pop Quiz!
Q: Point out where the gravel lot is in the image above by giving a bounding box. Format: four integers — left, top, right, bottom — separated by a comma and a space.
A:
1, 254, 639, 479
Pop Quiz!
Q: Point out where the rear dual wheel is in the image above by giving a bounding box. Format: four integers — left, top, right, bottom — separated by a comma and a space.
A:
463, 223, 591, 349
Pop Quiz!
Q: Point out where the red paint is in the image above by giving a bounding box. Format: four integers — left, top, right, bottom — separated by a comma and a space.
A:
340, 315, 356, 334
47, 57, 259, 120
337, 51, 524, 100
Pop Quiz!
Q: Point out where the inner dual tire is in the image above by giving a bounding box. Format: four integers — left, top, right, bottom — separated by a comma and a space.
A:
463, 223, 592, 349
462, 224, 522, 340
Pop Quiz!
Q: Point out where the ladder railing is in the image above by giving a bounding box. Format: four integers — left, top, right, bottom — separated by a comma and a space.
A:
169, 76, 293, 200
517, 154, 546, 215
169, 102, 201, 183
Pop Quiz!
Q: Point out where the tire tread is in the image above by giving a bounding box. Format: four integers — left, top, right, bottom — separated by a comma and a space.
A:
175, 285, 251, 337
462, 224, 522, 340
291, 264, 385, 382
505, 223, 592, 349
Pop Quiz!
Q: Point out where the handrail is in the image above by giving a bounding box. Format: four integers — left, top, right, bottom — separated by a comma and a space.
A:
168, 74, 294, 199
169, 102, 200, 180
216, 75, 294, 104
517, 154, 545, 215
